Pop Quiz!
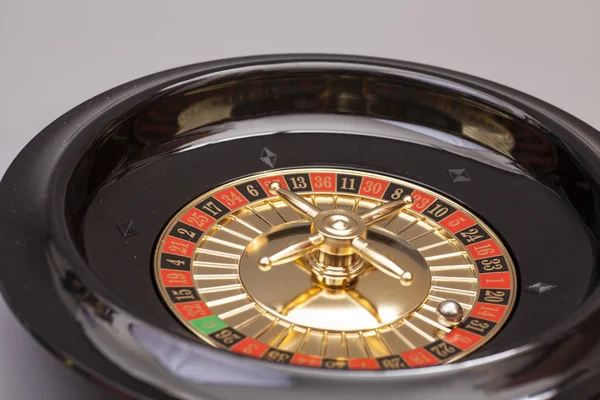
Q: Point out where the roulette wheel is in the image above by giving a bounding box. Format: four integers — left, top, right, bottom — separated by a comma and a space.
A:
1, 53, 600, 399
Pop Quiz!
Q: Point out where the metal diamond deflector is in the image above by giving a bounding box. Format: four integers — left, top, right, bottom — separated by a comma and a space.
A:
448, 169, 471, 183
260, 147, 277, 168
525, 282, 558, 294
117, 221, 140, 238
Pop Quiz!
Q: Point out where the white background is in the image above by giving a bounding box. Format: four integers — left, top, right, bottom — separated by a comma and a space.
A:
1, 1, 599, 398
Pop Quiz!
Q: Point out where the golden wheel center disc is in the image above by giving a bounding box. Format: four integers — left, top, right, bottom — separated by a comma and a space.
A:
241, 190, 432, 332
155, 168, 517, 369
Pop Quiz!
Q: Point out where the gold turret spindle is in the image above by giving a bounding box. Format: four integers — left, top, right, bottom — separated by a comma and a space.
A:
359, 195, 414, 226
268, 182, 321, 220
259, 233, 325, 271
351, 237, 414, 286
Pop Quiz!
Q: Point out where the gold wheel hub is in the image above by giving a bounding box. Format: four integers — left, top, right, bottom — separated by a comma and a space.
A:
241, 181, 431, 331
240, 220, 432, 331
256, 181, 416, 288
